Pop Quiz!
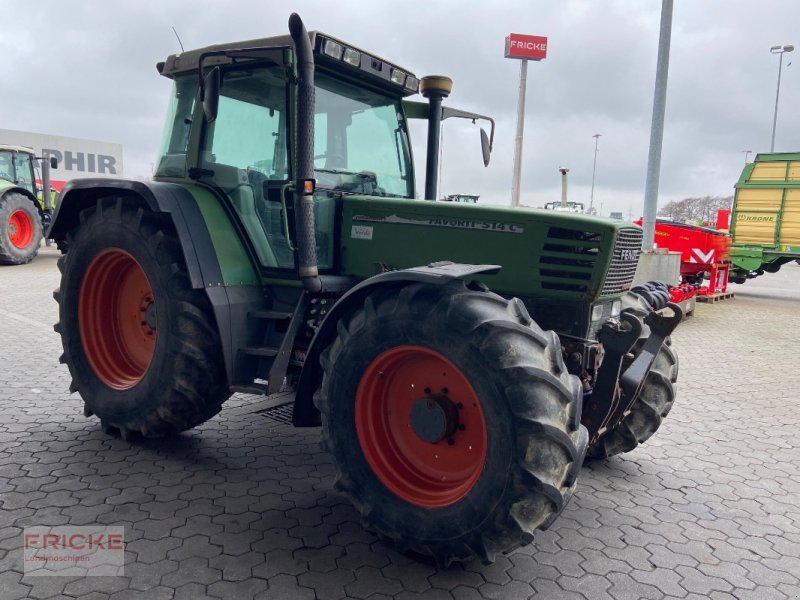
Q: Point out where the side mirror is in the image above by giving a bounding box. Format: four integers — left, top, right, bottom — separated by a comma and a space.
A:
202, 67, 221, 123
49, 156, 58, 169
480, 128, 491, 167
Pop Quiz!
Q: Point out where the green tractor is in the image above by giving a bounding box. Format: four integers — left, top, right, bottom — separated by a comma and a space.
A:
49, 14, 680, 565
0, 145, 57, 264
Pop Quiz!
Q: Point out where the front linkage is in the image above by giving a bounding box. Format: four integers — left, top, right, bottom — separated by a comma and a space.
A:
584, 301, 682, 447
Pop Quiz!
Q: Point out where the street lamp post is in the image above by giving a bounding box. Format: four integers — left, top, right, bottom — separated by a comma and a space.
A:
770, 44, 794, 152
589, 133, 601, 214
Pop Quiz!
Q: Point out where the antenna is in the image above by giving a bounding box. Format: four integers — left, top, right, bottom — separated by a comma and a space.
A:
171, 26, 185, 52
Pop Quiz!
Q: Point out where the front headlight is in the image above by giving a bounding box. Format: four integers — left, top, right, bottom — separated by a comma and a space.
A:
610, 300, 622, 318
591, 304, 604, 322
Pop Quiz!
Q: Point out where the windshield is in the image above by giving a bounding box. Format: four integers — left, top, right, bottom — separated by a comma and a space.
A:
155, 75, 197, 178
0, 151, 35, 194
0, 152, 13, 183
314, 73, 413, 198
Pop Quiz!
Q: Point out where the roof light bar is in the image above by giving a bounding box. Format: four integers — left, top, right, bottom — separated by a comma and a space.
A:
390, 68, 407, 86
315, 35, 419, 94
342, 47, 361, 67
322, 39, 344, 60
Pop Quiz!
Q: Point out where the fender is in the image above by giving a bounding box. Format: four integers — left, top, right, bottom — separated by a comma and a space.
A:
1, 183, 39, 207
293, 262, 501, 426
47, 177, 263, 388
48, 178, 226, 288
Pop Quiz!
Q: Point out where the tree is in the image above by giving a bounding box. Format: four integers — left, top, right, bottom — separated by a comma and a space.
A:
658, 196, 732, 224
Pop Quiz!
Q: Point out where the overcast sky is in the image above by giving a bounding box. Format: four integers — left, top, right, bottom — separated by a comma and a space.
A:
4, 1, 799, 216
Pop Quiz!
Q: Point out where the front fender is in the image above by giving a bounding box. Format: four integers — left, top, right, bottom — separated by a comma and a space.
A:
292, 262, 501, 426
1, 183, 39, 208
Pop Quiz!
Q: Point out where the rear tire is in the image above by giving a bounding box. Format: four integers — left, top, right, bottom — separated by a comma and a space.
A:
587, 291, 679, 459
54, 198, 230, 438
0, 192, 42, 265
315, 281, 588, 565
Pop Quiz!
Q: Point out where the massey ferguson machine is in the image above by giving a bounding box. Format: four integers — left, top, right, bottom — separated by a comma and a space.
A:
48, 15, 680, 565
0, 145, 57, 264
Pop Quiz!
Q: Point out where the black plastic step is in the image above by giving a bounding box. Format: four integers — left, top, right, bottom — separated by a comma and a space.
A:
241, 346, 279, 357
230, 383, 268, 395
249, 309, 293, 320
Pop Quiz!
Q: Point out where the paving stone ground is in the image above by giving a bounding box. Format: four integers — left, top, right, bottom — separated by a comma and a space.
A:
1, 245, 799, 600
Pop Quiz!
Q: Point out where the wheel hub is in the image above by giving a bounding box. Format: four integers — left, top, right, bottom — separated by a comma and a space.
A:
142, 297, 157, 331
355, 345, 488, 508
78, 248, 157, 390
7, 210, 34, 249
410, 394, 459, 444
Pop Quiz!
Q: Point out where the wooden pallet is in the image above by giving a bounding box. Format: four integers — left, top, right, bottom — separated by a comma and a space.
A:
697, 291, 735, 303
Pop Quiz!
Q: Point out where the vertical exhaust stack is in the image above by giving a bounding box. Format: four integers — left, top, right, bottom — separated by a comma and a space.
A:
558, 166, 569, 209
288, 13, 321, 293
420, 75, 453, 201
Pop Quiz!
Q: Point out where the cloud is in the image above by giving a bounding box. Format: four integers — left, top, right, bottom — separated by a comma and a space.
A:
5, 0, 798, 216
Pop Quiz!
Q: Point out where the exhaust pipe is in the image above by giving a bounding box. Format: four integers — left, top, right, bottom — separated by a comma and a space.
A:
420, 75, 452, 201
288, 13, 321, 293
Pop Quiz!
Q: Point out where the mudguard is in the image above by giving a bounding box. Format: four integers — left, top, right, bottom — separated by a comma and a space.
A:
0, 181, 39, 206
47, 178, 263, 388
293, 262, 501, 426
48, 178, 225, 288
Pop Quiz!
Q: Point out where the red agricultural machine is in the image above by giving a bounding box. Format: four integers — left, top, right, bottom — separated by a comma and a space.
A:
640, 218, 732, 298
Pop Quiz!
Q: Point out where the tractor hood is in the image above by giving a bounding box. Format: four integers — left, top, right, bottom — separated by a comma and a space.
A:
339, 196, 642, 302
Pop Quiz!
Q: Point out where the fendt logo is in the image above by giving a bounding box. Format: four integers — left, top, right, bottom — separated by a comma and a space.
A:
616, 248, 640, 262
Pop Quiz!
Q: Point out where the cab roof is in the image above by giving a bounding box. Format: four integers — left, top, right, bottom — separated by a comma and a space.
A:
0, 145, 35, 154
157, 31, 420, 97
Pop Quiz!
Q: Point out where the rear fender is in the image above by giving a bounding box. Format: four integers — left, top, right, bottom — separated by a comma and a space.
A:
292, 262, 501, 426
48, 178, 262, 388
48, 178, 226, 288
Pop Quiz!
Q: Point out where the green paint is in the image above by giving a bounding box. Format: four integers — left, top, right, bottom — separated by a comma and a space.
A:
340, 196, 629, 301
729, 246, 764, 272
0, 180, 15, 196
183, 184, 260, 286
730, 153, 800, 276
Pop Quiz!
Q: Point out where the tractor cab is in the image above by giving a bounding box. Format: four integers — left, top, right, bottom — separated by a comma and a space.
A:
0, 146, 37, 196
154, 34, 419, 273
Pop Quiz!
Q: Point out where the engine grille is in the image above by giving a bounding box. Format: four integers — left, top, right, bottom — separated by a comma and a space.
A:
601, 227, 643, 295
539, 227, 603, 293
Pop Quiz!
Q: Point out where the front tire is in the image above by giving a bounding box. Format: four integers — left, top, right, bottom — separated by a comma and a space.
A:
54, 198, 230, 438
315, 281, 588, 565
0, 192, 43, 265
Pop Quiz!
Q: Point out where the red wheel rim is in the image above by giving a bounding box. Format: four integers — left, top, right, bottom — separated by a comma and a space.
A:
8, 210, 34, 249
78, 249, 157, 390
355, 345, 488, 508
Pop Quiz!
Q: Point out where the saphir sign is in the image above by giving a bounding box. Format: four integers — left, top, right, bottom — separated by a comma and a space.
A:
0, 128, 123, 192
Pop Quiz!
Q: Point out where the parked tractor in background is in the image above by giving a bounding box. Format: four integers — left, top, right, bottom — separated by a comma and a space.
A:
48, 14, 681, 565
0, 145, 57, 264
729, 152, 800, 283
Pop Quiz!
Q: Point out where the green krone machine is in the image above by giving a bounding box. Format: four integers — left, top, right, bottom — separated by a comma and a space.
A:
0, 145, 57, 264
49, 15, 681, 565
729, 152, 800, 282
